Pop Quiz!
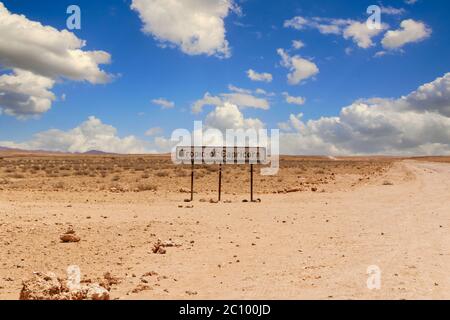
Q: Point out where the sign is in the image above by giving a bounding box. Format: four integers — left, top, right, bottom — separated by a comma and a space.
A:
175, 146, 267, 165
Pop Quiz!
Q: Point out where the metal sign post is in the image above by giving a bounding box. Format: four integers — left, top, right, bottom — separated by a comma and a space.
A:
250, 164, 254, 202
218, 163, 222, 202
190, 159, 194, 202
176, 146, 267, 202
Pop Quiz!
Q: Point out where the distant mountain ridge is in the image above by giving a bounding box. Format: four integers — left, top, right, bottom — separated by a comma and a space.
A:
0, 146, 116, 155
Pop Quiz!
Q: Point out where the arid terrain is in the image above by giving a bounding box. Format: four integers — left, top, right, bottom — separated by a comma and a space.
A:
0, 152, 449, 299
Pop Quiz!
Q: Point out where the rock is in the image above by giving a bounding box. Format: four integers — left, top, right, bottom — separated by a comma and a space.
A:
152, 239, 181, 254
20, 272, 62, 300
101, 272, 120, 290
156, 247, 166, 254
132, 284, 151, 294
185, 290, 198, 296
20, 271, 110, 300
152, 240, 166, 254
65, 227, 76, 235
60, 234, 81, 243
86, 283, 110, 300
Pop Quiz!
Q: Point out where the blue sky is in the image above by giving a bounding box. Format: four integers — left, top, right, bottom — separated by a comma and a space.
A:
0, 0, 450, 155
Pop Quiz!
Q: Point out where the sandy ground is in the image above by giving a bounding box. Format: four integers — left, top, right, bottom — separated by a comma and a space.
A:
0, 159, 449, 300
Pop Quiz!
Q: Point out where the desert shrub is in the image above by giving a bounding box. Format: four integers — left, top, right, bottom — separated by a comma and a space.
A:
155, 170, 169, 177
8, 173, 25, 179
112, 175, 120, 181
54, 182, 65, 189
205, 166, 217, 173
137, 183, 158, 192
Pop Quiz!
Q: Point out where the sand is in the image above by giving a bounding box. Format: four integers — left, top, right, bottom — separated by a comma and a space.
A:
0, 157, 449, 300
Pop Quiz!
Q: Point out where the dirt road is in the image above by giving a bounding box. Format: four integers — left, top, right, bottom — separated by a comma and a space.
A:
0, 160, 449, 299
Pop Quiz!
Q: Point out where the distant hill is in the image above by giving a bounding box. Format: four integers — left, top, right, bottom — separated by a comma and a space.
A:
81, 150, 116, 155
0, 146, 116, 155
0, 146, 24, 152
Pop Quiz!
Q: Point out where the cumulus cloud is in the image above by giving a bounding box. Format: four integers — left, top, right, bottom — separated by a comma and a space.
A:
277, 49, 319, 85
152, 98, 175, 109
0, 3, 111, 83
279, 73, 450, 156
205, 102, 264, 132
283, 92, 306, 105
284, 15, 386, 49
0, 116, 150, 154
0, 2, 112, 117
192, 85, 270, 113
131, 0, 237, 58
247, 69, 273, 82
382, 19, 431, 50
0, 69, 55, 118
343, 21, 386, 49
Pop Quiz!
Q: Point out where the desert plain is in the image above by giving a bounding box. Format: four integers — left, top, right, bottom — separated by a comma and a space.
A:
0, 151, 449, 299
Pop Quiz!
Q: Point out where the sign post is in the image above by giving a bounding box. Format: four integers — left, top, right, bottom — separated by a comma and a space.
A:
218, 163, 222, 202
176, 146, 267, 202
190, 159, 194, 202
250, 164, 254, 202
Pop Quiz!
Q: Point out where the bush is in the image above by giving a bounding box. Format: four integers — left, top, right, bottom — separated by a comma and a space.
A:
155, 171, 169, 177
137, 183, 158, 192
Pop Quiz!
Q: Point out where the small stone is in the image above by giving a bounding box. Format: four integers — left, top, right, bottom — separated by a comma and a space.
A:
60, 234, 81, 243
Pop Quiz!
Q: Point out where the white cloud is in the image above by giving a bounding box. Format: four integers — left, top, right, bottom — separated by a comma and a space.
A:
382, 19, 431, 50
405, 0, 418, 5
380, 6, 406, 15
292, 40, 305, 50
284, 16, 387, 49
152, 98, 175, 109
205, 102, 264, 132
192, 92, 223, 113
0, 3, 112, 83
247, 69, 273, 82
279, 73, 450, 156
277, 48, 319, 85
145, 127, 163, 136
374, 51, 388, 58
343, 21, 386, 49
284, 16, 351, 35
192, 86, 270, 113
0, 69, 55, 118
131, 0, 237, 58
0, 2, 112, 118
0, 116, 150, 154
221, 92, 269, 109
283, 92, 306, 105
